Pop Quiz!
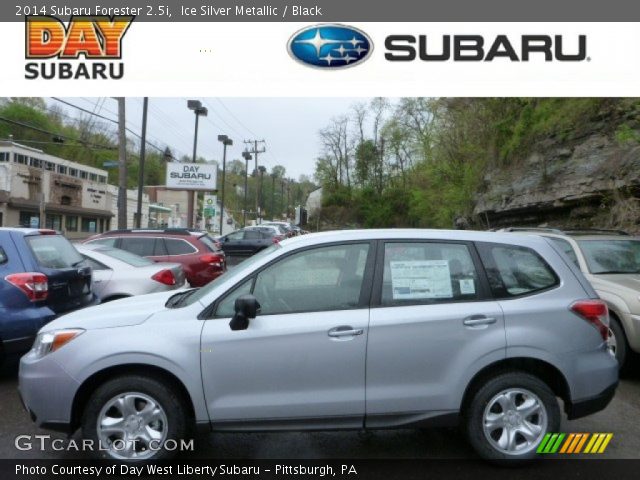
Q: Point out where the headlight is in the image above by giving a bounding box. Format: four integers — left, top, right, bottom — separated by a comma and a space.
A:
31, 329, 84, 359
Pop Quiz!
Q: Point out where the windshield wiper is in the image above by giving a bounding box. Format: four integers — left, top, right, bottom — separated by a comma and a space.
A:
166, 288, 197, 308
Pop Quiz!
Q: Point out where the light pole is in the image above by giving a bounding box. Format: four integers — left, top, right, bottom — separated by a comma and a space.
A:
187, 100, 208, 229
258, 165, 266, 222
217, 135, 233, 235
270, 172, 276, 222
242, 151, 252, 227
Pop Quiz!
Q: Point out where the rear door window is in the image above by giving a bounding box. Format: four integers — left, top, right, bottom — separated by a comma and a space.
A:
243, 230, 262, 240
0, 246, 7, 265
381, 242, 481, 305
26, 235, 83, 269
119, 237, 160, 257
477, 243, 559, 298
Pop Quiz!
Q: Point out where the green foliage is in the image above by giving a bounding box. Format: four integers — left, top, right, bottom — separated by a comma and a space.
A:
315, 97, 629, 230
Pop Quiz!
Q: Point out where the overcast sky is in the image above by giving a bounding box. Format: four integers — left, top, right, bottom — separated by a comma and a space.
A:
48, 97, 379, 180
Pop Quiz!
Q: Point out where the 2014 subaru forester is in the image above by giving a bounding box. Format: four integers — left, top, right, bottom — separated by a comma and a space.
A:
19, 229, 618, 461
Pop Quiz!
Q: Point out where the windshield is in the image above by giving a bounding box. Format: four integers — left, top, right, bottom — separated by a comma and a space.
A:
27, 235, 84, 269
578, 239, 640, 274
179, 243, 282, 307
99, 247, 155, 267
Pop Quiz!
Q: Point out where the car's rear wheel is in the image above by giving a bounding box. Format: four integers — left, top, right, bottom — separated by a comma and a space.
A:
465, 372, 560, 461
81, 375, 188, 461
608, 315, 628, 370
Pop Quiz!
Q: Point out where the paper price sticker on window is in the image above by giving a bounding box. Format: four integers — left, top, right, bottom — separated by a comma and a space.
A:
390, 260, 453, 300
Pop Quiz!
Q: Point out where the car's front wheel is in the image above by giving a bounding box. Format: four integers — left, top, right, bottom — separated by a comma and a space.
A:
465, 372, 560, 461
81, 375, 189, 461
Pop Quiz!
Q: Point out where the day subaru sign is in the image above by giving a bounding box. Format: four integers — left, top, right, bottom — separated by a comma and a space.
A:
166, 163, 217, 190
288, 24, 373, 69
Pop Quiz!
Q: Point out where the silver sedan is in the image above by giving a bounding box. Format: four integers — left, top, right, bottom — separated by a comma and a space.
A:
76, 244, 186, 302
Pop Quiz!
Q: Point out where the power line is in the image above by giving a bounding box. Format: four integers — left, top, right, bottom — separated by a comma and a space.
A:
0, 115, 116, 150
50, 97, 175, 159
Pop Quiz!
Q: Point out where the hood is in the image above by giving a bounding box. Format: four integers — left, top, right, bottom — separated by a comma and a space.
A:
40, 290, 177, 332
593, 274, 640, 292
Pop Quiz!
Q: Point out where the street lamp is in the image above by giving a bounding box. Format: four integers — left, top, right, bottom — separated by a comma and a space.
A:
217, 134, 233, 234
242, 151, 252, 227
187, 100, 208, 229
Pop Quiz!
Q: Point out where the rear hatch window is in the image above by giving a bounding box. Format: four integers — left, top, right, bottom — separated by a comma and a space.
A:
199, 234, 222, 252
26, 234, 93, 314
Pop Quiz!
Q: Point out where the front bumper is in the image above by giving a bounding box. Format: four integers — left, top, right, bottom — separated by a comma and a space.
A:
18, 351, 80, 432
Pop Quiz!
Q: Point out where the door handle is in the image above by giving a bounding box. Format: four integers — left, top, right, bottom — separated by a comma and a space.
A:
328, 326, 364, 338
463, 316, 497, 327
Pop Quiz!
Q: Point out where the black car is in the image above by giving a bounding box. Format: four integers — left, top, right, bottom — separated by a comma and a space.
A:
218, 228, 280, 257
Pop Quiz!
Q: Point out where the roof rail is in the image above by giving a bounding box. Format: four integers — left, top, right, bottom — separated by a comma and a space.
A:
563, 229, 630, 236
104, 228, 195, 236
498, 227, 565, 235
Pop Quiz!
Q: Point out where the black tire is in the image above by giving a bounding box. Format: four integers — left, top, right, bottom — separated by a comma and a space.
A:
81, 375, 189, 461
609, 315, 628, 371
465, 371, 560, 462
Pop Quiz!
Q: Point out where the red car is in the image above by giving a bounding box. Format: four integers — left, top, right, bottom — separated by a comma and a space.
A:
83, 229, 226, 287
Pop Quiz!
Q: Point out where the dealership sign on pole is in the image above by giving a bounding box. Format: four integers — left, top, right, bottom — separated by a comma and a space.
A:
166, 163, 217, 190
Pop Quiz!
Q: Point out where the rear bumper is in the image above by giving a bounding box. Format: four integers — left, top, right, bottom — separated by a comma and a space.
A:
566, 382, 618, 420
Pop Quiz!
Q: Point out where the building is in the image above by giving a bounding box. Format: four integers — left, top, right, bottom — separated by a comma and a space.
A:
305, 187, 322, 218
106, 184, 151, 230
0, 141, 113, 239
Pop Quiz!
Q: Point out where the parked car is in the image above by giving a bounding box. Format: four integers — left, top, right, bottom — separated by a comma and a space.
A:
1, 228, 97, 361
76, 244, 186, 302
244, 225, 285, 242
19, 229, 617, 461
218, 228, 280, 257
500, 227, 640, 369
262, 221, 296, 237
83, 229, 226, 287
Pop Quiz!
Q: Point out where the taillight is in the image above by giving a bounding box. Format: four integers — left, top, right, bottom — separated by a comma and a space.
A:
151, 269, 176, 286
272, 235, 282, 244
570, 299, 609, 341
38, 229, 56, 235
200, 254, 224, 269
5, 272, 48, 301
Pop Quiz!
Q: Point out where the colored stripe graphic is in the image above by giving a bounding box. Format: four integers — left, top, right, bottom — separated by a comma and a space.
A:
538, 433, 612, 454
537, 433, 565, 453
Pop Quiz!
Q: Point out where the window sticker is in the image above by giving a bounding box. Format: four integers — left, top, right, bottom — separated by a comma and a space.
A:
459, 278, 476, 295
390, 260, 453, 300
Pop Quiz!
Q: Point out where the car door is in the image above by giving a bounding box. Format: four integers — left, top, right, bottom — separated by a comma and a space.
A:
365, 240, 505, 426
200, 242, 374, 428
241, 230, 265, 255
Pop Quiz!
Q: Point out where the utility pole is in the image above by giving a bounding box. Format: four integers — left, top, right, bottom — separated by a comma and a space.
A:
280, 179, 286, 220
242, 151, 252, 227
136, 97, 148, 228
286, 179, 291, 221
117, 97, 128, 229
243, 140, 265, 223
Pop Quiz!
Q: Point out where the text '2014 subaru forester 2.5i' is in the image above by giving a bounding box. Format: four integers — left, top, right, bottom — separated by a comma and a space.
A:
19, 230, 618, 461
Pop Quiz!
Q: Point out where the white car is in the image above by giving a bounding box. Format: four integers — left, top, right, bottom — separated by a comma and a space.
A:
76, 244, 186, 302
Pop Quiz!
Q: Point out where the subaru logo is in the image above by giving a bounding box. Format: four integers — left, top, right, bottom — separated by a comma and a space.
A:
288, 24, 373, 69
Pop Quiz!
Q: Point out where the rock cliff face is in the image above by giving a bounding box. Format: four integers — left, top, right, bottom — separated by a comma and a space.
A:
475, 110, 640, 233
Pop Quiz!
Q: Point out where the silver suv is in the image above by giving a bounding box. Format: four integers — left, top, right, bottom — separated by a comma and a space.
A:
19, 229, 618, 461
500, 228, 640, 369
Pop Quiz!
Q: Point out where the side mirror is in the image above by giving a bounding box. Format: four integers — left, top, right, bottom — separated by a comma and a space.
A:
229, 294, 260, 331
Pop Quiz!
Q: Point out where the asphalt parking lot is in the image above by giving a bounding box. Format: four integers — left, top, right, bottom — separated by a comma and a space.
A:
1, 360, 639, 460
